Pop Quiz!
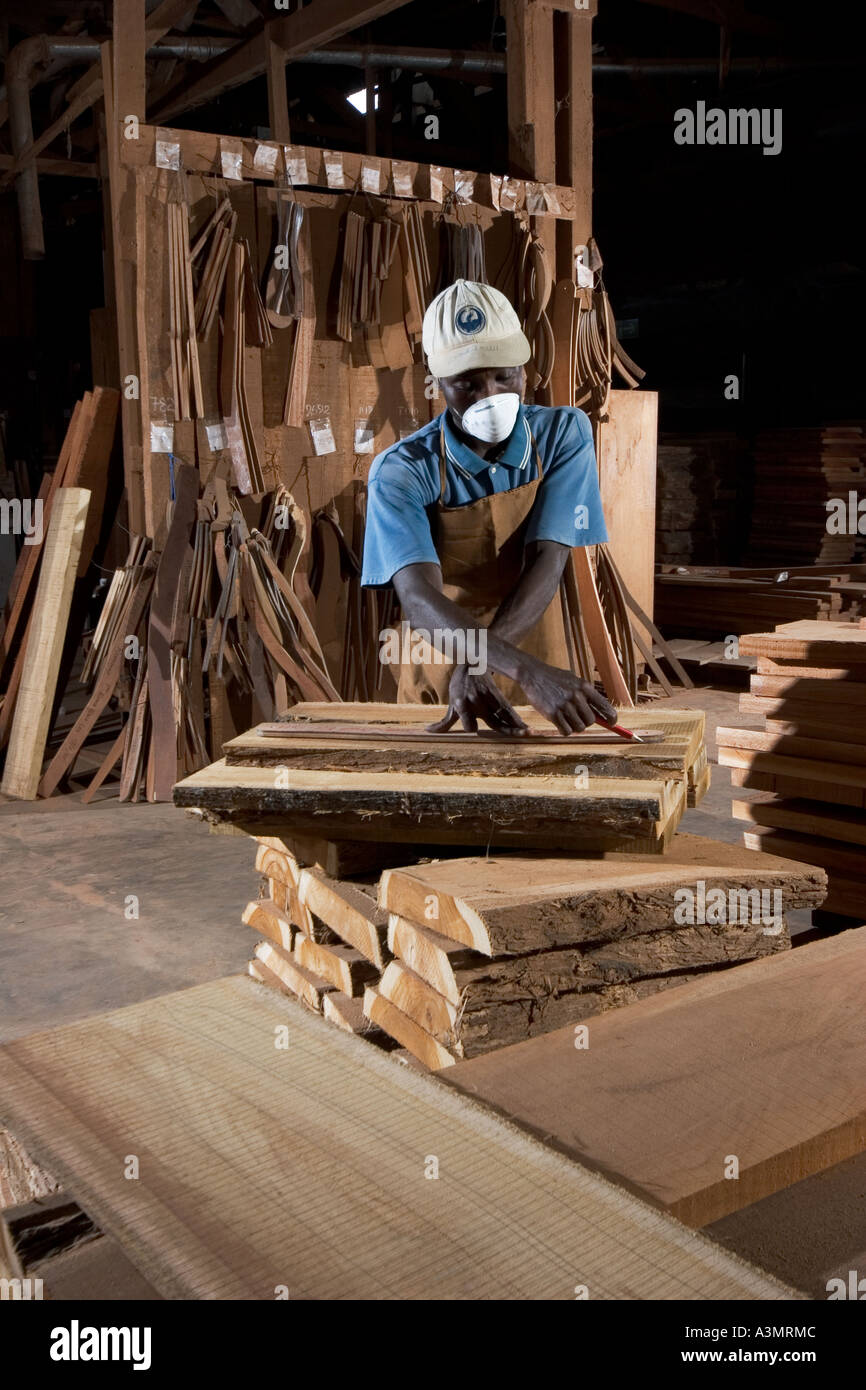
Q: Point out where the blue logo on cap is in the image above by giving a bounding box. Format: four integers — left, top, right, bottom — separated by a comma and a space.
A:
455, 304, 486, 336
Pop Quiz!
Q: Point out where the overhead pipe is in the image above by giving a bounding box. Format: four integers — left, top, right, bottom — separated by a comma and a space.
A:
5, 34, 236, 260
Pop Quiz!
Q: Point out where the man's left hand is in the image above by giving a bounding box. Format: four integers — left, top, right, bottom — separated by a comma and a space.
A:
426, 665, 530, 736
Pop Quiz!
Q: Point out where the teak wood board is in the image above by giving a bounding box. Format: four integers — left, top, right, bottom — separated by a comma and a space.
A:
0, 977, 797, 1300
378, 833, 826, 955
445, 929, 866, 1229
738, 621, 866, 664
173, 759, 686, 851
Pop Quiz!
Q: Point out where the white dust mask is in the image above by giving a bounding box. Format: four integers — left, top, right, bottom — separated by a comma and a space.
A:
454, 392, 521, 445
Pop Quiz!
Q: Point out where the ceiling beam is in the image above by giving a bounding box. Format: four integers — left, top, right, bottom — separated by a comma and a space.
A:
151, 0, 418, 122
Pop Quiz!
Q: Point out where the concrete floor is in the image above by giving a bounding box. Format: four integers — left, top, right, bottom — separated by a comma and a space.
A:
0, 683, 863, 1297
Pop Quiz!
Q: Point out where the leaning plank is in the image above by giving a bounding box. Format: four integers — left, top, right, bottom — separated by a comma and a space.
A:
445, 928, 866, 1227
387, 916, 478, 1006
242, 899, 296, 951
253, 940, 334, 1013
38, 558, 156, 798
296, 868, 388, 968
173, 761, 686, 853
293, 934, 378, 997
148, 463, 199, 803
254, 842, 299, 890
362, 986, 456, 1071
1, 489, 90, 800
378, 833, 825, 956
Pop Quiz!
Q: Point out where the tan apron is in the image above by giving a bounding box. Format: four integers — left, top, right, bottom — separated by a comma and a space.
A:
396, 423, 571, 705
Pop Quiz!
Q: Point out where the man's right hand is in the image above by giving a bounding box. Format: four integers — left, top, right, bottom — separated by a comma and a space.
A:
516, 655, 618, 735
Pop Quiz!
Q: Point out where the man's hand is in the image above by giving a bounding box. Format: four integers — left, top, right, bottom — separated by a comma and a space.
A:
517, 655, 618, 735
427, 665, 530, 736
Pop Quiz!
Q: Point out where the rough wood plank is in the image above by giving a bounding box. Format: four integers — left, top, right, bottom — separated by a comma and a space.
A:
362, 986, 456, 1070
242, 899, 295, 951
446, 929, 866, 1227
0, 975, 800, 1298
253, 940, 335, 1012
738, 621, 866, 664
173, 760, 686, 852
379, 834, 826, 956
732, 797, 866, 848
296, 868, 388, 969
294, 934, 378, 997
1, 489, 90, 800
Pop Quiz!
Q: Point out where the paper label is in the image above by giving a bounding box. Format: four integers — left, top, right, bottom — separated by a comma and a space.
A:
309, 418, 337, 456
254, 143, 279, 174
392, 161, 414, 197
150, 423, 174, 453
354, 422, 375, 454
323, 151, 345, 189
155, 129, 180, 171
429, 166, 446, 203
526, 182, 547, 215
542, 183, 562, 215
205, 420, 229, 452
499, 177, 520, 213
489, 174, 503, 211
575, 247, 594, 287
220, 139, 244, 182
285, 147, 309, 185
361, 161, 384, 195
455, 170, 475, 203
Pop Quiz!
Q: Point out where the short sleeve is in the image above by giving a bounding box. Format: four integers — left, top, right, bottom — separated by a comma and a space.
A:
524, 408, 609, 548
361, 456, 440, 587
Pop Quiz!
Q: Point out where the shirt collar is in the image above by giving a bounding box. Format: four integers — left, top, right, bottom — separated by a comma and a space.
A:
441, 406, 533, 478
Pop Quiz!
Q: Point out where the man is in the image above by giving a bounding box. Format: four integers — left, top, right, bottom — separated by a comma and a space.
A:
361, 279, 617, 736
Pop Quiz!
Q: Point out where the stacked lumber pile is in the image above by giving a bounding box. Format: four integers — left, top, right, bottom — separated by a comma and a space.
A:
362, 837, 825, 1069
656, 434, 745, 565
655, 563, 865, 638
719, 619, 866, 919
242, 829, 393, 1042
176, 701, 712, 856
175, 701, 827, 1065
747, 426, 866, 566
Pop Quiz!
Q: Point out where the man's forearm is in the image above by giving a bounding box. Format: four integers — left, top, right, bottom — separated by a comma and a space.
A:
393, 568, 530, 684
489, 542, 569, 646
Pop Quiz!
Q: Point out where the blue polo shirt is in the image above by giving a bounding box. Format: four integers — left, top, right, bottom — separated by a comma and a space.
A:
361, 404, 608, 587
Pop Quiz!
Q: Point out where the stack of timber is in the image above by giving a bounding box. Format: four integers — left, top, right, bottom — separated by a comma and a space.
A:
362, 836, 825, 1070
239, 830, 392, 1043
654, 563, 865, 638
175, 701, 712, 856
719, 619, 866, 918
746, 426, 866, 566
655, 435, 745, 565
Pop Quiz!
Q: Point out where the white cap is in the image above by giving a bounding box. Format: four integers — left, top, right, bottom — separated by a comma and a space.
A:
422, 279, 531, 380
